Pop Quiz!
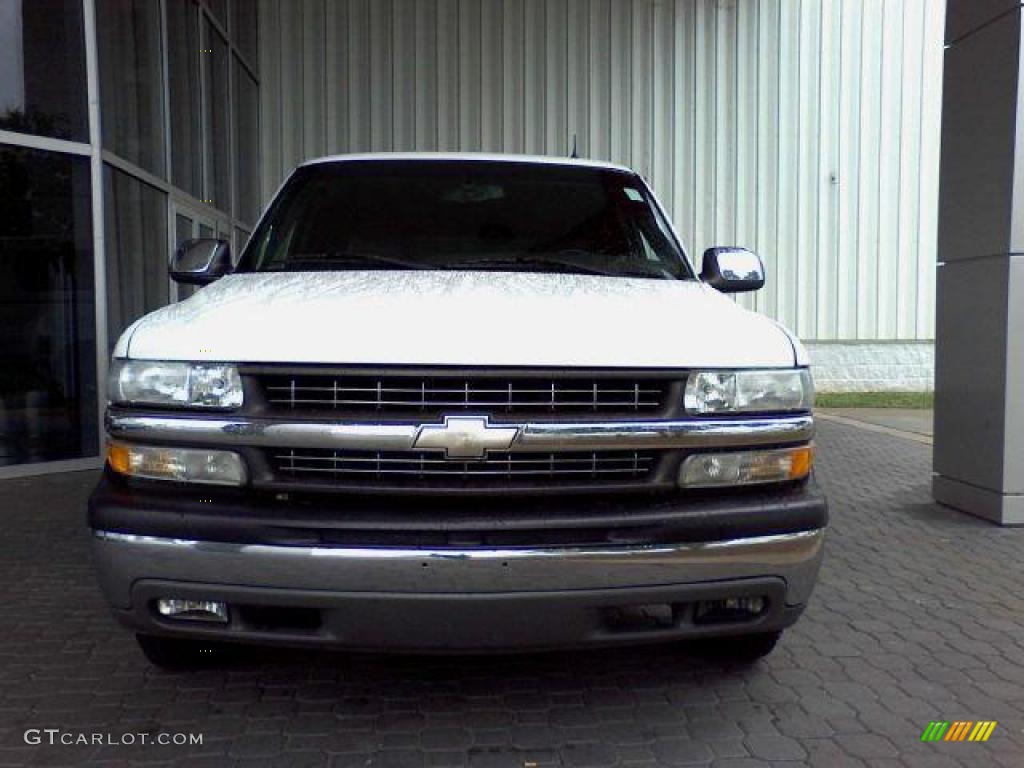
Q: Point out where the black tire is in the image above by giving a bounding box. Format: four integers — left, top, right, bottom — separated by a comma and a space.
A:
135, 634, 229, 670
695, 630, 782, 662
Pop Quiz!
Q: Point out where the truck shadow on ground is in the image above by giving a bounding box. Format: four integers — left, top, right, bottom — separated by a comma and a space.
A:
170, 637, 761, 684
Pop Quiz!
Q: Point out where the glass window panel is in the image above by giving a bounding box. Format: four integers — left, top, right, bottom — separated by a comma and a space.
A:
0, 146, 97, 465
175, 213, 193, 247
203, 19, 231, 214
234, 58, 259, 224
104, 166, 168, 348
167, 0, 202, 197
207, 0, 227, 28
0, 0, 88, 142
232, 0, 258, 70
96, 0, 165, 176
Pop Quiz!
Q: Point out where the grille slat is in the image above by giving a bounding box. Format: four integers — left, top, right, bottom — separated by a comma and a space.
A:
270, 398, 662, 407
269, 449, 656, 487
259, 374, 669, 417
266, 386, 663, 394
276, 467, 651, 477
272, 454, 647, 466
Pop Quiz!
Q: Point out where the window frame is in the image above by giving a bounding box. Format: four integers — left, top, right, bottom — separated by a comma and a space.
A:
0, 0, 259, 478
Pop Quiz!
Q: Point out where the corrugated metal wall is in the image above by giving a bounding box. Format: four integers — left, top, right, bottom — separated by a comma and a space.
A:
258, 0, 945, 342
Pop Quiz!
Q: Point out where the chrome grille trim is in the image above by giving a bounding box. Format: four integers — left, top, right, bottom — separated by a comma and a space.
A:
259, 375, 668, 413
270, 449, 655, 484
106, 413, 815, 452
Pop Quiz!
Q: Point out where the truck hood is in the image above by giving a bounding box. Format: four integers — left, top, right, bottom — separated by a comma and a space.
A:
119, 271, 798, 368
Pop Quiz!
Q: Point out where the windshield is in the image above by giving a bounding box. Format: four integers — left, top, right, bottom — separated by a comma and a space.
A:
238, 160, 694, 280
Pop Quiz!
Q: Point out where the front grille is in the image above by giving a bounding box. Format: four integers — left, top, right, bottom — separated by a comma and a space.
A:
257, 373, 670, 418
268, 449, 657, 488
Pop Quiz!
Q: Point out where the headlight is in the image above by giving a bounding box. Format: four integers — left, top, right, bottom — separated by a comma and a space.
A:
109, 360, 243, 409
680, 445, 813, 488
684, 369, 812, 415
107, 441, 247, 486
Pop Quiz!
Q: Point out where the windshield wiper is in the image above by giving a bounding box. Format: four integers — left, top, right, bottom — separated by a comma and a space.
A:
268, 250, 664, 279
451, 255, 619, 277
535, 249, 677, 280
267, 251, 421, 271
454, 251, 671, 279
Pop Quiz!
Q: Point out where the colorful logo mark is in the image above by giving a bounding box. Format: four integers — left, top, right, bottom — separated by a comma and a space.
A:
921, 721, 997, 742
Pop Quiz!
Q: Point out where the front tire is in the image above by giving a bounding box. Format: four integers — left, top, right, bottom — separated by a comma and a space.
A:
136, 634, 229, 670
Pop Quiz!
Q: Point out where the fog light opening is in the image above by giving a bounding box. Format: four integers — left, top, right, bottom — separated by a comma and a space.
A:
604, 602, 678, 632
155, 598, 229, 623
693, 596, 768, 625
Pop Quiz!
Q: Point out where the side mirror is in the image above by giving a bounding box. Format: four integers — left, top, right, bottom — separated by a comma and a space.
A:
700, 247, 765, 293
170, 238, 232, 285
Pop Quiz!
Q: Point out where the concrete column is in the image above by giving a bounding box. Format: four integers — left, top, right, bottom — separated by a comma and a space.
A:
934, 0, 1024, 524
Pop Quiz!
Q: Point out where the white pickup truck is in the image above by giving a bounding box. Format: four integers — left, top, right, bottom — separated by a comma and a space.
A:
89, 154, 826, 668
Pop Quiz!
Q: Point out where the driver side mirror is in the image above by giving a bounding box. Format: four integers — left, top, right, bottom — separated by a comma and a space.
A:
170, 238, 232, 285
700, 247, 765, 293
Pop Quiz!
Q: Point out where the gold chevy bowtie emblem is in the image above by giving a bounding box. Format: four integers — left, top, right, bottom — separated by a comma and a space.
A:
413, 416, 520, 459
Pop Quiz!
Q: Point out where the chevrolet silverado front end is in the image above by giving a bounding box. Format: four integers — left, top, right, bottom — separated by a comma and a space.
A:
89, 155, 826, 667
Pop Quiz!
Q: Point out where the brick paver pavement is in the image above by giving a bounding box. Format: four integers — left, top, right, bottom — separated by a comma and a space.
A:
1, 420, 1023, 767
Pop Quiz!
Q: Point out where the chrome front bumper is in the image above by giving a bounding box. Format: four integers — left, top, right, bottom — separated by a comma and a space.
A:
93, 528, 824, 651
105, 412, 814, 452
